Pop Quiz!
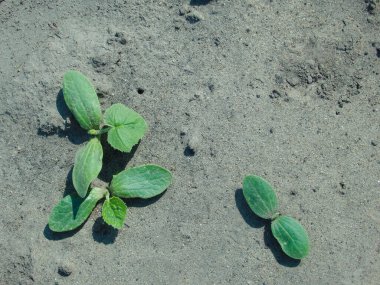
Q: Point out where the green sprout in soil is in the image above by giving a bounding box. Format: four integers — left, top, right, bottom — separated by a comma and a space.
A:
48, 70, 172, 232
242, 175, 310, 259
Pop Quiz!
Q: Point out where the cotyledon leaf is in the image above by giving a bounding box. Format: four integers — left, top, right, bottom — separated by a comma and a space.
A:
242, 175, 279, 219
271, 215, 310, 259
102, 197, 127, 229
103, 103, 148, 153
110, 164, 172, 199
48, 187, 107, 232
63, 70, 102, 130
73, 137, 103, 198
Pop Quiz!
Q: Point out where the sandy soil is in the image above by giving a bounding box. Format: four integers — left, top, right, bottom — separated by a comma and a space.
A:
0, 0, 379, 284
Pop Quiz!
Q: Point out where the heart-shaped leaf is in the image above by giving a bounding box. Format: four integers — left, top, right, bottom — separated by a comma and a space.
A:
242, 175, 278, 219
103, 103, 148, 152
73, 137, 103, 198
102, 197, 127, 229
63, 70, 102, 130
48, 187, 106, 232
271, 215, 310, 259
110, 164, 172, 199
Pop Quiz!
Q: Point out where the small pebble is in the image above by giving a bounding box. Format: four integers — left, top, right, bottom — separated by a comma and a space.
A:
287, 75, 300, 87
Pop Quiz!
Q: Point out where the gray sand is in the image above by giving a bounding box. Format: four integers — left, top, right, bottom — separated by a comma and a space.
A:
0, 0, 379, 284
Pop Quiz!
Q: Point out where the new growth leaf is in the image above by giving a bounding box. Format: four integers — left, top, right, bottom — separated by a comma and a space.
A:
104, 103, 148, 153
102, 196, 127, 229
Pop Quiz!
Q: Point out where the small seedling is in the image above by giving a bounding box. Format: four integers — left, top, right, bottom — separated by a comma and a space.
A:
49, 165, 172, 231
63, 70, 148, 198
48, 71, 171, 232
242, 175, 310, 259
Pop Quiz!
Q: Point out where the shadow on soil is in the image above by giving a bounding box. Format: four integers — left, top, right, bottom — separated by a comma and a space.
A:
92, 217, 119, 244
43, 224, 82, 241
38, 89, 89, 144
190, 0, 212, 6
235, 188, 301, 267
98, 137, 139, 183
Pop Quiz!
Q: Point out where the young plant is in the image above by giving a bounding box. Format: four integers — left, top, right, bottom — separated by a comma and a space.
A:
49, 164, 172, 232
63, 70, 148, 198
242, 175, 310, 259
48, 70, 171, 232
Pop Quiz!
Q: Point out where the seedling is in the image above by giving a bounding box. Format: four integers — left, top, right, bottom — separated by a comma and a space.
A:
63, 70, 148, 198
49, 165, 172, 231
242, 175, 310, 259
48, 71, 172, 232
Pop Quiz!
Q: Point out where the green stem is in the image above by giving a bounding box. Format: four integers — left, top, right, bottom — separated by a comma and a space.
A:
271, 212, 281, 221
88, 127, 111, 136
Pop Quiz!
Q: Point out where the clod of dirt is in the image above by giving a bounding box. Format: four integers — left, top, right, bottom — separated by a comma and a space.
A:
180, 129, 201, 157
57, 264, 73, 277
286, 75, 301, 87
37, 115, 66, 137
185, 11, 204, 23
269, 90, 289, 101
366, 0, 378, 14
90, 56, 115, 75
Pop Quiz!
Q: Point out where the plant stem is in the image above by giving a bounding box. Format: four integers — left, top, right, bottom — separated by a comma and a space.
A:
91, 178, 109, 189
88, 127, 111, 136
271, 212, 281, 221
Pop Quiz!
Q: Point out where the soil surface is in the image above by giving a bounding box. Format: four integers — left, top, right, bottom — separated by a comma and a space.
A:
0, 0, 379, 284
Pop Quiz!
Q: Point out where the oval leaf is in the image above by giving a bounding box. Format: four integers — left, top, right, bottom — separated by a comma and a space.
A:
102, 197, 127, 229
48, 187, 106, 232
104, 103, 148, 152
63, 70, 102, 130
73, 137, 103, 198
242, 175, 278, 219
110, 164, 172, 199
271, 215, 310, 259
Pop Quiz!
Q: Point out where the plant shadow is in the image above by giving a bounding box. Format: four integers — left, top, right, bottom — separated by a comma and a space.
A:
235, 188, 300, 267
92, 217, 119, 244
62, 167, 75, 197
263, 224, 300, 267
43, 224, 82, 241
235, 188, 266, 228
98, 137, 139, 183
53, 89, 89, 145
126, 191, 166, 208
190, 0, 212, 6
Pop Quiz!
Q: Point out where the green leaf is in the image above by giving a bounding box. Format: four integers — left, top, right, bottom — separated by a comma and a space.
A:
242, 175, 278, 219
48, 187, 106, 232
63, 70, 102, 130
102, 197, 127, 229
73, 137, 103, 198
110, 164, 172, 199
271, 215, 310, 259
103, 103, 148, 152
